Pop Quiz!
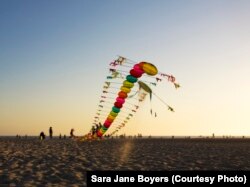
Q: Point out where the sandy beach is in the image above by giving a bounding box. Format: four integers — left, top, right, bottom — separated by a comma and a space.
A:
1, 137, 250, 186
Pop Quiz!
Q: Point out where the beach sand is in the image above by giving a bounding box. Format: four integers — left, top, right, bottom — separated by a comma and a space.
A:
1, 137, 250, 186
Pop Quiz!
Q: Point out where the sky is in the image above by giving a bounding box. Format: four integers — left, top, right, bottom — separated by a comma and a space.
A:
0, 0, 250, 136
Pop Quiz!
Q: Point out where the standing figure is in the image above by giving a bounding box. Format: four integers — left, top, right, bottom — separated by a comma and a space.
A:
70, 128, 75, 138
49, 127, 53, 139
91, 125, 96, 136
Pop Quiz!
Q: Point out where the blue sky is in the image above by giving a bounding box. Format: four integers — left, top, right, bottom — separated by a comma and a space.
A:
1, 0, 250, 136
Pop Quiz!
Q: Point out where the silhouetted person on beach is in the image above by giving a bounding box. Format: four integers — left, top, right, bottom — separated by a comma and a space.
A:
16, 134, 21, 139
64, 134, 66, 139
59, 133, 62, 139
70, 129, 75, 138
40, 132, 46, 140
91, 125, 96, 136
49, 127, 53, 139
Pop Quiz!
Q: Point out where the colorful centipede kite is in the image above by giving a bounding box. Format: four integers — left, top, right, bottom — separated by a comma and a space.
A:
82, 56, 180, 140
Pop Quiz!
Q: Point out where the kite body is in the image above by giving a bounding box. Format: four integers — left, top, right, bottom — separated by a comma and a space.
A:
97, 62, 158, 137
